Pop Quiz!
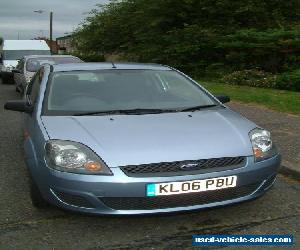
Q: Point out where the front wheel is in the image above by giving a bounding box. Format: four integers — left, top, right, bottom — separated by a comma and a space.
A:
29, 176, 48, 208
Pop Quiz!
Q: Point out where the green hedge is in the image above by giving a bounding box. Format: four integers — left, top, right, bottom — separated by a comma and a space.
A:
276, 69, 300, 91
222, 70, 277, 88
222, 69, 300, 91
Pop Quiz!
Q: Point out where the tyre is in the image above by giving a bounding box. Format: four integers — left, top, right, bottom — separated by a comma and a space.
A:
29, 176, 48, 208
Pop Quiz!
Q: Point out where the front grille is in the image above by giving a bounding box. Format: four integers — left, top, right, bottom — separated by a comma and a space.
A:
100, 182, 259, 210
121, 157, 246, 177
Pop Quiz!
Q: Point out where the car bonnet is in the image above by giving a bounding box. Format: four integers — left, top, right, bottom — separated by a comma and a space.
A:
41, 108, 257, 168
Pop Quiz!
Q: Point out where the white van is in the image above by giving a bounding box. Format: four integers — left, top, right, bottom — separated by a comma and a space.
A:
0, 40, 50, 83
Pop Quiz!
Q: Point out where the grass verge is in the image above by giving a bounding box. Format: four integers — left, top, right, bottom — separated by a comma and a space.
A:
199, 81, 300, 115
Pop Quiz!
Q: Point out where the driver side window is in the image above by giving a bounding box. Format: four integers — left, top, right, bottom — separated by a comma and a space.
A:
26, 69, 43, 104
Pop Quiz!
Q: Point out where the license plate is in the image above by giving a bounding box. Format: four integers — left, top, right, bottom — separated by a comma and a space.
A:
146, 175, 237, 197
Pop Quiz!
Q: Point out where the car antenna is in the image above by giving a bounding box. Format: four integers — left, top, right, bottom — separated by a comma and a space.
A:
111, 61, 117, 69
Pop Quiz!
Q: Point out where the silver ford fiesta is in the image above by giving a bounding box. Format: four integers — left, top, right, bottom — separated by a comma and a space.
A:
4, 62, 281, 215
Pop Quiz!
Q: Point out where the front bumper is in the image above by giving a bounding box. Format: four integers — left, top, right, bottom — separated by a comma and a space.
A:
31, 154, 281, 215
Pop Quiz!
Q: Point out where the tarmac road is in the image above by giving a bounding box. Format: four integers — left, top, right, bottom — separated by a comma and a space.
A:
0, 79, 299, 249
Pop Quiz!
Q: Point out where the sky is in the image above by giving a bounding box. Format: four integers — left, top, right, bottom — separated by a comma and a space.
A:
0, 0, 109, 40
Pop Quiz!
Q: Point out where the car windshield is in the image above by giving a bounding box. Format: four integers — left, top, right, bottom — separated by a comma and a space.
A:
3, 50, 50, 60
26, 57, 82, 72
43, 70, 217, 115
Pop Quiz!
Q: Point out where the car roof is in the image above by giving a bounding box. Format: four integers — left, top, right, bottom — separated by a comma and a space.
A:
24, 55, 79, 60
51, 62, 172, 72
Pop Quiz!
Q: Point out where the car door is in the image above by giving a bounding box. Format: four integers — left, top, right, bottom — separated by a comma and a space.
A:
23, 69, 44, 166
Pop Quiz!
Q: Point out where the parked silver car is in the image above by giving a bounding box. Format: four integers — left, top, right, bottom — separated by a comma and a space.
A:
13, 55, 82, 94
4, 63, 281, 215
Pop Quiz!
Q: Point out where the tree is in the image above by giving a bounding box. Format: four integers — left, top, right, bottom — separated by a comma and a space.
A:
72, 0, 300, 76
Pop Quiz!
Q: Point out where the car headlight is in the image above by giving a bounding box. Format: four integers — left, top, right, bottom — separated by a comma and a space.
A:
249, 128, 277, 162
45, 140, 112, 175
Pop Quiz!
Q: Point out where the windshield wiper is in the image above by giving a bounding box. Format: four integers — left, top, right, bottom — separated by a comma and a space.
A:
73, 108, 177, 116
74, 110, 124, 116
180, 104, 218, 112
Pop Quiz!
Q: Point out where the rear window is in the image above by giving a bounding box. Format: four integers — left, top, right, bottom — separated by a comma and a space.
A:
3, 50, 50, 60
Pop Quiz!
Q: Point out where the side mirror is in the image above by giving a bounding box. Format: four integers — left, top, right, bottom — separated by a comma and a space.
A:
12, 69, 21, 74
216, 95, 230, 104
4, 100, 33, 113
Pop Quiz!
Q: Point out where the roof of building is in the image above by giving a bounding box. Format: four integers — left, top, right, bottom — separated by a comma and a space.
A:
56, 35, 72, 41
